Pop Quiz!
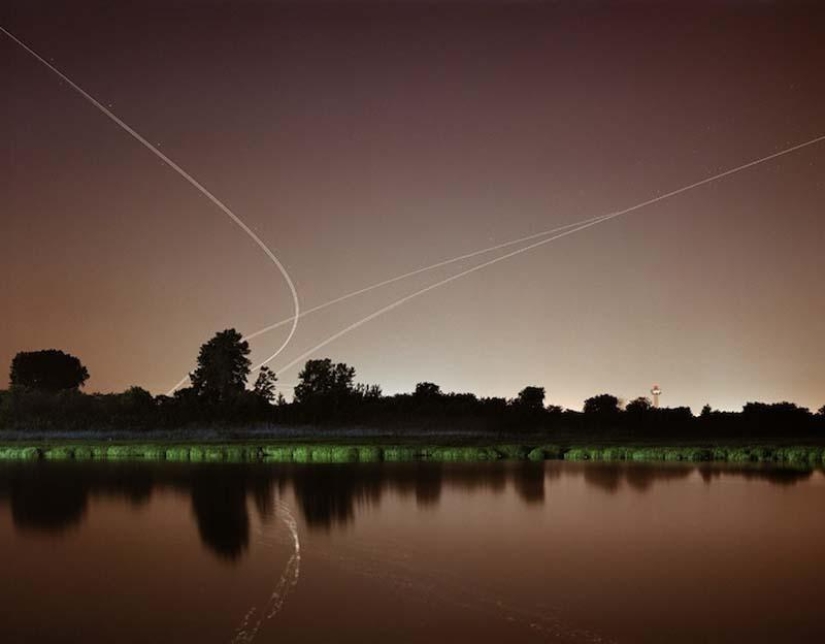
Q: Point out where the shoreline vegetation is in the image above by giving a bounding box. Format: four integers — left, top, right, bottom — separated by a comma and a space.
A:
1, 441, 825, 467
3, 336, 824, 454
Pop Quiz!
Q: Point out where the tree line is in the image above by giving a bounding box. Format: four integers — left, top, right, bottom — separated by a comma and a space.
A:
2, 329, 824, 439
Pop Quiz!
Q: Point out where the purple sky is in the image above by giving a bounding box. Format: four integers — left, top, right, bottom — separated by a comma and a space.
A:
2, 0, 824, 411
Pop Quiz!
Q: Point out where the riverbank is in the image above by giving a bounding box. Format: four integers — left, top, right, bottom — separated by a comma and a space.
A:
1, 441, 824, 466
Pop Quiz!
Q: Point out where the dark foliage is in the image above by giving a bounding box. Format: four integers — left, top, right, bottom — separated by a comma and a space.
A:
414, 382, 442, 400
625, 397, 652, 415
2, 339, 824, 440
10, 350, 89, 392
253, 367, 278, 404
516, 386, 546, 410
190, 329, 250, 403
294, 359, 355, 404
583, 393, 621, 417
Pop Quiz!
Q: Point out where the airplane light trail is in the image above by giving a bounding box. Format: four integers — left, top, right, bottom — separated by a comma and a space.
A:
166, 212, 615, 392
257, 132, 825, 376
0, 25, 302, 395
243, 212, 615, 342
258, 217, 621, 376
5, 25, 823, 393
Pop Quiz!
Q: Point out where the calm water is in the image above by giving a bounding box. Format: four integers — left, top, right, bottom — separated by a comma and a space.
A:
1, 461, 823, 643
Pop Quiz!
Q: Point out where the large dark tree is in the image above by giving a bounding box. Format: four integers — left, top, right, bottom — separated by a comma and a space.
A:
190, 329, 251, 402
252, 367, 278, 404
741, 401, 811, 428
414, 382, 442, 399
625, 397, 652, 414
516, 386, 546, 410
294, 359, 355, 406
9, 350, 89, 391
583, 393, 621, 416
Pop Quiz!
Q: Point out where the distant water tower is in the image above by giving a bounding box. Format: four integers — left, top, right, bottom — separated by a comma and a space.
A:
651, 384, 662, 409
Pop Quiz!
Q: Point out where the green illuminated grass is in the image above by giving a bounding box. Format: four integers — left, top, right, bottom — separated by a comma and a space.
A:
0, 446, 41, 460
521, 445, 564, 461
0, 442, 823, 466
44, 446, 74, 460
382, 446, 421, 461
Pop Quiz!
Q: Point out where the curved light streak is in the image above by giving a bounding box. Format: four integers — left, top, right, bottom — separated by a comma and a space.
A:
231, 501, 301, 644
165, 213, 612, 392
245, 213, 614, 341
0, 26, 302, 395
259, 132, 825, 375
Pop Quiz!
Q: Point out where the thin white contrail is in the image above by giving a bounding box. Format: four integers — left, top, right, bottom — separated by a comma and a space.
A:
245, 213, 614, 341
166, 212, 614, 392
259, 132, 825, 375
0, 26, 302, 392
259, 218, 614, 375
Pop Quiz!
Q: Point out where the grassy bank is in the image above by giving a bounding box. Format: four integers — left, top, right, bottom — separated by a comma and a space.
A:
1, 442, 824, 466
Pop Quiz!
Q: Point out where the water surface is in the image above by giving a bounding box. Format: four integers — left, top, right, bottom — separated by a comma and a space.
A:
1, 461, 822, 643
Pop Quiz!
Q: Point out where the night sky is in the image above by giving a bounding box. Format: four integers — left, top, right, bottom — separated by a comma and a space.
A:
2, 0, 824, 412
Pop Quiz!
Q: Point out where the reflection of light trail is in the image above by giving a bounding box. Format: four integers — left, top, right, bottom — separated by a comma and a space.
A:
0, 26, 301, 393
256, 132, 825, 375
231, 501, 301, 644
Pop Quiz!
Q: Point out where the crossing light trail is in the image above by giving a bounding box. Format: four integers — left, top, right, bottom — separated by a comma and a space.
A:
0, 25, 302, 394
257, 132, 825, 376
243, 212, 615, 342
167, 212, 615, 392
258, 217, 615, 376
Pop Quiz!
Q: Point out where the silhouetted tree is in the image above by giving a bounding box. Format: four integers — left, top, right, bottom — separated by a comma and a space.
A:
414, 382, 442, 399
114, 386, 157, 428
583, 393, 621, 416
2, 343, 824, 439
516, 386, 546, 410
741, 401, 811, 432
625, 397, 652, 414
817, 405, 825, 417
252, 367, 278, 403
9, 349, 89, 391
294, 359, 356, 410
190, 329, 250, 402
354, 383, 382, 400
123, 386, 154, 407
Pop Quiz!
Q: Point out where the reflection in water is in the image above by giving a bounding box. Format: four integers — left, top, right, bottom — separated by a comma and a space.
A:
10, 466, 88, 532
5, 463, 154, 533
511, 462, 546, 503
697, 465, 815, 486
578, 462, 695, 493
191, 468, 251, 560
1, 460, 824, 644
232, 501, 301, 644
0, 461, 817, 559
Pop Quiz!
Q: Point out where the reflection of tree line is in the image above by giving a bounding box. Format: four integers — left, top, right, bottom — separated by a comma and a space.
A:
0, 463, 816, 559
573, 462, 814, 493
